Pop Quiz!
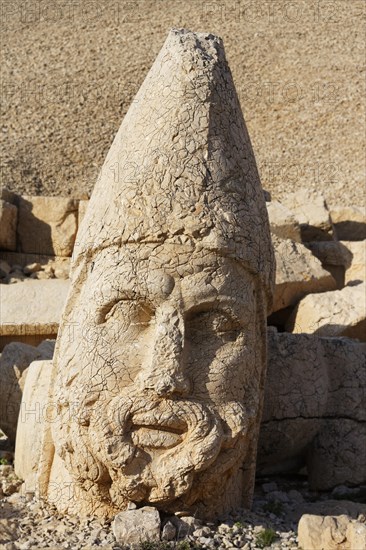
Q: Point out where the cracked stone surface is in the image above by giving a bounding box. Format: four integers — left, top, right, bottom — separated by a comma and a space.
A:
35, 29, 275, 520
258, 329, 366, 489
287, 281, 366, 340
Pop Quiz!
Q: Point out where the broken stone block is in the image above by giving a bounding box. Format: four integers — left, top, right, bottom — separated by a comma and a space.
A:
0, 342, 54, 444
112, 507, 161, 546
0, 200, 17, 251
273, 236, 336, 312
343, 240, 366, 284
346, 521, 366, 550
281, 188, 334, 241
331, 205, 366, 241
287, 282, 366, 340
258, 329, 366, 490
266, 201, 301, 242
308, 419, 366, 491
298, 514, 366, 550
17, 196, 78, 256
0, 279, 70, 349
14, 359, 54, 492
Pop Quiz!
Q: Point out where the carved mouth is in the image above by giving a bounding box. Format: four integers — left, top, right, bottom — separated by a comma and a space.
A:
130, 424, 185, 449
130, 413, 187, 449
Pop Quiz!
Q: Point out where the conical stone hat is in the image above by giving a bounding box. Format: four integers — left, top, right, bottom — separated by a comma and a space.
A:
73, 28, 274, 307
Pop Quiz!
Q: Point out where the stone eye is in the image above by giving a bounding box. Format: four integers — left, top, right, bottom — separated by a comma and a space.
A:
103, 301, 153, 327
186, 309, 242, 342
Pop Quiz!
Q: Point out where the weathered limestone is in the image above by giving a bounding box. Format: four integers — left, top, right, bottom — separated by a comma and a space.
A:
0, 200, 17, 251
258, 329, 366, 489
272, 236, 336, 312
343, 240, 366, 284
14, 360, 54, 492
331, 205, 366, 241
112, 507, 161, 546
17, 196, 78, 256
281, 189, 334, 241
298, 514, 366, 550
77, 199, 89, 226
0, 342, 54, 444
287, 282, 366, 340
266, 201, 301, 242
37, 29, 275, 520
0, 279, 70, 349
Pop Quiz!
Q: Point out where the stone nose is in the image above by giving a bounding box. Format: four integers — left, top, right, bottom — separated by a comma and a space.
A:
137, 306, 190, 397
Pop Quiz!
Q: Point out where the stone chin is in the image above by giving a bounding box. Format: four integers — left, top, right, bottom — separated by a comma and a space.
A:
55, 390, 250, 512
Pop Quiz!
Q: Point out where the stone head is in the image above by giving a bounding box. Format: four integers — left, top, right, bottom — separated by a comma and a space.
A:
47, 29, 274, 519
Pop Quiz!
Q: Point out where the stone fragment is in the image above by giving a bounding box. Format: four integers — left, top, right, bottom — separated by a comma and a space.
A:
298, 514, 366, 550
14, 360, 54, 492
0, 279, 70, 349
161, 521, 177, 541
343, 240, 366, 284
287, 282, 366, 340
281, 189, 334, 241
305, 240, 353, 287
0, 342, 54, 444
37, 29, 275, 520
23, 262, 42, 275
17, 196, 78, 256
0, 200, 17, 251
331, 205, 366, 241
78, 199, 89, 225
258, 329, 366, 490
112, 507, 161, 546
266, 201, 301, 242
305, 241, 353, 268
273, 236, 336, 312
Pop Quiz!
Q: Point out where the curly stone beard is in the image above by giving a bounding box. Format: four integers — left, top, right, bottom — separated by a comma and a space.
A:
54, 388, 250, 512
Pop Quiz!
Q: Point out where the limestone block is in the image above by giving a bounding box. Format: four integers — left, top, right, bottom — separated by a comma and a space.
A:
273, 236, 336, 312
112, 507, 161, 546
331, 205, 366, 241
0, 342, 54, 444
343, 240, 366, 284
0, 279, 70, 340
0, 200, 17, 251
17, 196, 78, 256
298, 514, 353, 550
14, 360, 53, 492
266, 201, 301, 242
346, 521, 366, 550
281, 189, 334, 241
39, 29, 275, 520
287, 282, 366, 339
258, 329, 366, 489
308, 419, 366, 490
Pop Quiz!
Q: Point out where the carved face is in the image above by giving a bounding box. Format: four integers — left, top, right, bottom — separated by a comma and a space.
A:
52, 243, 263, 514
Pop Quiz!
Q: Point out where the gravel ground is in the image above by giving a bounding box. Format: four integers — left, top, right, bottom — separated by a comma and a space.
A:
1, 0, 365, 208
1, 456, 365, 550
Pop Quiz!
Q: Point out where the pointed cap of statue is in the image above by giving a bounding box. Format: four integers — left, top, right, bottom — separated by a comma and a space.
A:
74, 28, 274, 307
